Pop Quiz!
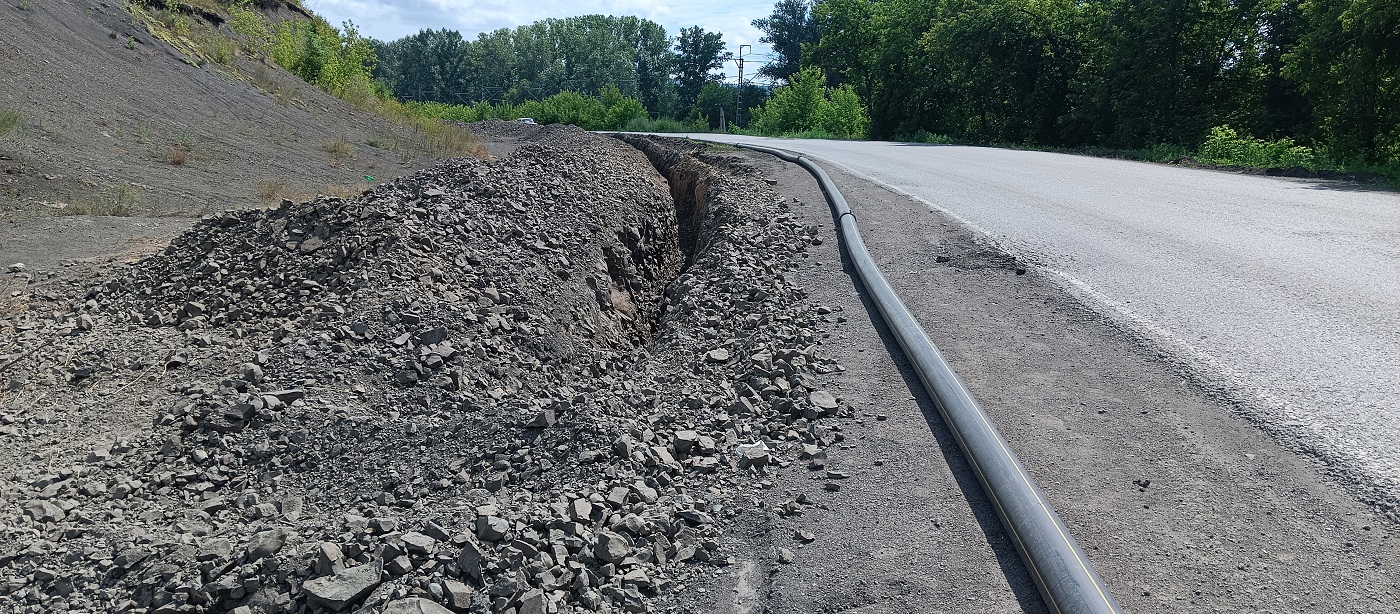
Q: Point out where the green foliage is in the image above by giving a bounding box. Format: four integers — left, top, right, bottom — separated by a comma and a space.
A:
1195, 125, 1317, 169
375, 16, 674, 115
406, 88, 650, 131
226, 1, 272, 53
752, 0, 818, 84
901, 130, 954, 145
750, 67, 870, 139
781, 0, 1394, 169
624, 117, 691, 133
0, 109, 19, 136
673, 26, 728, 110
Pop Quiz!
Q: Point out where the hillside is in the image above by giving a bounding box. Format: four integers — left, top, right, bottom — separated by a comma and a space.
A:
0, 0, 457, 218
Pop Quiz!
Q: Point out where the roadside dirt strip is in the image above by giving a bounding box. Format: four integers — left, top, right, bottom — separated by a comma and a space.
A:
688, 146, 1397, 613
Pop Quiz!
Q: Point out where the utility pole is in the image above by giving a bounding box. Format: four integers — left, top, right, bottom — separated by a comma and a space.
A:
734, 44, 750, 131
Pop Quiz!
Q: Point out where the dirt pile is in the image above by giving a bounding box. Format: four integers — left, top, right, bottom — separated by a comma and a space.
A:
0, 130, 847, 614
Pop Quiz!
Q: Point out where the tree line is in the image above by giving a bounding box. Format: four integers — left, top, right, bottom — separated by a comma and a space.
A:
370, 15, 754, 127
751, 0, 1398, 169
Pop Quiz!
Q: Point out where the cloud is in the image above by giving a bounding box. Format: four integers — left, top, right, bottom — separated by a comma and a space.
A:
304, 0, 774, 80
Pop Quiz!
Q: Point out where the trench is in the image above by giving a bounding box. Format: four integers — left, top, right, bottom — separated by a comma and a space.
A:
614, 134, 712, 270
603, 135, 719, 343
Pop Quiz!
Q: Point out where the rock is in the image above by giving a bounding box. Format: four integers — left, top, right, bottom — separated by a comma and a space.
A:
399, 531, 438, 555
303, 559, 383, 611
517, 588, 547, 614
475, 515, 509, 542
809, 390, 838, 410
568, 498, 592, 522
442, 579, 474, 610
777, 547, 795, 564
383, 597, 454, 614
594, 530, 631, 564
22, 500, 65, 523
672, 430, 698, 454
526, 408, 556, 428
315, 542, 347, 576
456, 540, 483, 581
245, 528, 288, 562
794, 529, 816, 543
705, 348, 731, 363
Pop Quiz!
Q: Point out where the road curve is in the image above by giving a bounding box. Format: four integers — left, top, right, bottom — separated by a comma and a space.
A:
676, 133, 1400, 502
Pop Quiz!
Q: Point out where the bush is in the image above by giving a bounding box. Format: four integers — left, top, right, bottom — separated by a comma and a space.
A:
624, 117, 690, 133
1196, 125, 1317, 169
749, 67, 870, 139
406, 88, 651, 131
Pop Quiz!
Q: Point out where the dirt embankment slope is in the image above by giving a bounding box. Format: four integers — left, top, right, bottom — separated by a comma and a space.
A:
0, 0, 435, 218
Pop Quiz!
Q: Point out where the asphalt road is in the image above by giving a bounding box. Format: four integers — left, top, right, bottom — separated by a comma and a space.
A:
678, 133, 1400, 503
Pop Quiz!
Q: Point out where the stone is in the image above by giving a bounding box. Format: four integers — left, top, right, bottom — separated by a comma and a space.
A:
809, 390, 838, 410
456, 540, 483, 581
672, 430, 698, 454
568, 498, 592, 522
303, 559, 383, 611
705, 348, 731, 363
526, 409, 556, 428
315, 542, 347, 576
245, 528, 288, 562
517, 588, 547, 614
442, 579, 474, 610
475, 515, 509, 542
22, 500, 65, 523
594, 530, 631, 564
777, 548, 795, 564
383, 597, 454, 614
399, 531, 438, 555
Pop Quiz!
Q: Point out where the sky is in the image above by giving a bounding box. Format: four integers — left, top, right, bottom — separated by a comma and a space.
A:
303, 0, 778, 83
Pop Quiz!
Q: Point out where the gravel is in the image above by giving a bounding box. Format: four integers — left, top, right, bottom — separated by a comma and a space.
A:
0, 127, 849, 613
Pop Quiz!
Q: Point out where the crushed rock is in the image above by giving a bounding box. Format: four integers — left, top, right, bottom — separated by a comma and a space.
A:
0, 127, 852, 613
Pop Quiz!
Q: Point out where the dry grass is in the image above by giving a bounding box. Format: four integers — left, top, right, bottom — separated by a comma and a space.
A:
255, 179, 368, 203
167, 144, 189, 165
60, 185, 141, 216
322, 138, 355, 165
256, 179, 310, 203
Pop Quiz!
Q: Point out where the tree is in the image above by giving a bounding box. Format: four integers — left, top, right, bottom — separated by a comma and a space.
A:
1286, 0, 1400, 164
379, 29, 470, 101
674, 26, 728, 111
752, 0, 818, 84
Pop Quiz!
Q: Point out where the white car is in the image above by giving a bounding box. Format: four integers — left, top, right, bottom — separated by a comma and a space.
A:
516, 118, 537, 124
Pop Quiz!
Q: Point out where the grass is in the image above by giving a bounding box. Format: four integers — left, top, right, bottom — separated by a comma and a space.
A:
322, 138, 354, 165
60, 185, 141, 216
167, 144, 188, 165
255, 179, 367, 203
0, 110, 20, 137
256, 179, 308, 203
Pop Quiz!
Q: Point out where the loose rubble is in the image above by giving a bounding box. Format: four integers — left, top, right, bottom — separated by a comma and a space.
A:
0, 127, 851, 613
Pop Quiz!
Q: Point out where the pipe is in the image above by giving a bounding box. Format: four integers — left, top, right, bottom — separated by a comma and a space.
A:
737, 143, 1122, 614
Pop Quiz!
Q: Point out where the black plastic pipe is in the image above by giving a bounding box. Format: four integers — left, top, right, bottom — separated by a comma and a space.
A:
738, 143, 1122, 614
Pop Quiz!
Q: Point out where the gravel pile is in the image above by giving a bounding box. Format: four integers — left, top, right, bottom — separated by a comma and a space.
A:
0, 129, 846, 614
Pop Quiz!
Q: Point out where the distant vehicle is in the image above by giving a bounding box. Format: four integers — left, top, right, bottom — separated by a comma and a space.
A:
516, 118, 537, 124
